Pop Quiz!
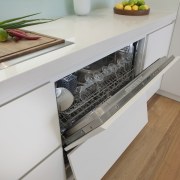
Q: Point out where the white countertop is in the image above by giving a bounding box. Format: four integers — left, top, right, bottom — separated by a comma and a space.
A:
0, 8, 176, 105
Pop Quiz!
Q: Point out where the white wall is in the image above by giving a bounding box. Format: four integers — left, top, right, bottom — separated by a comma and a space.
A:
1, 0, 180, 20
1, 0, 180, 21
146, 0, 180, 11
0, 0, 70, 20
0, 0, 115, 20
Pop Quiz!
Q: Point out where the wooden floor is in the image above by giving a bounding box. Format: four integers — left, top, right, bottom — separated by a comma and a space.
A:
102, 94, 180, 180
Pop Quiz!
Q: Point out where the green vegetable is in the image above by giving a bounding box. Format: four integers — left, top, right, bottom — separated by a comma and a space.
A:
0, 28, 8, 42
0, 13, 53, 30
0, 13, 40, 25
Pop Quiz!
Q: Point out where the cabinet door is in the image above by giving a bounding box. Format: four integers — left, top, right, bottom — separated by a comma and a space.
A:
143, 23, 174, 69
160, 7, 180, 101
0, 83, 61, 179
22, 148, 66, 180
160, 59, 180, 101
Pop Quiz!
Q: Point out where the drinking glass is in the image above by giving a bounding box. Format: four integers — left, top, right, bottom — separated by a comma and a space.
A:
108, 63, 118, 74
93, 72, 104, 82
102, 66, 111, 77
84, 73, 94, 85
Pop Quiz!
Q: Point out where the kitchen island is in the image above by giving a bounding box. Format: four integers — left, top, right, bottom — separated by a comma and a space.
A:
0, 8, 176, 105
0, 8, 179, 180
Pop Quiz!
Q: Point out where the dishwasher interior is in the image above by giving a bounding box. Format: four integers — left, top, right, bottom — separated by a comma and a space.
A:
55, 40, 143, 148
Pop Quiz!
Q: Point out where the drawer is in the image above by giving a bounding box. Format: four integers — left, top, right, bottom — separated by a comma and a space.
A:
0, 83, 61, 179
22, 148, 66, 180
143, 23, 174, 69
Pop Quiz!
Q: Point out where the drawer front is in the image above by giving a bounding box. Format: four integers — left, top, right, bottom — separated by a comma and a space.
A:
0, 83, 61, 179
22, 148, 66, 180
144, 23, 174, 69
68, 94, 148, 180
160, 59, 180, 98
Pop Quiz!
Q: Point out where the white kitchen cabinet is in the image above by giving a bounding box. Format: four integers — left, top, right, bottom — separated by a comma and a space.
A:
159, 59, 180, 101
0, 83, 63, 180
22, 148, 66, 180
143, 22, 174, 100
144, 57, 180, 102
158, 6, 180, 102
143, 23, 174, 69
146, 76, 162, 101
0, 9, 177, 180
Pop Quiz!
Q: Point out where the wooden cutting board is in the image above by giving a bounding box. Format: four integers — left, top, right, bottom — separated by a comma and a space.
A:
0, 30, 65, 63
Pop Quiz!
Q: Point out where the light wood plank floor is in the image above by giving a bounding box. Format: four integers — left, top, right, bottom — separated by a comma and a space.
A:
102, 94, 180, 180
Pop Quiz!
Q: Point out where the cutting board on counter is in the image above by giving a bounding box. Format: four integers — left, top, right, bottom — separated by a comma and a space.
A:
0, 30, 65, 63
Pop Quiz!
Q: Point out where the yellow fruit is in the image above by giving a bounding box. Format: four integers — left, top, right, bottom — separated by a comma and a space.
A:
132, 5, 138, 10
0, 28, 8, 42
115, 3, 124, 10
124, 5, 132, 10
144, 5, 149, 10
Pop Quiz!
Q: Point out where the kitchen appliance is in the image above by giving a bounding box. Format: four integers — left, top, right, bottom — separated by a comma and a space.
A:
55, 40, 175, 152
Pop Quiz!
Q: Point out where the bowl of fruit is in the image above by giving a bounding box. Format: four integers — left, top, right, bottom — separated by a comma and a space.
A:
114, 0, 150, 16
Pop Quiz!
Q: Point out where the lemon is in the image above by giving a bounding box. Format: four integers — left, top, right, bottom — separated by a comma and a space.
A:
132, 5, 138, 10
144, 5, 149, 10
124, 5, 132, 10
115, 3, 124, 10
0, 28, 8, 42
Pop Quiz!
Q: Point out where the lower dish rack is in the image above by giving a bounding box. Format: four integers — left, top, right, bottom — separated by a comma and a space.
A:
59, 66, 135, 134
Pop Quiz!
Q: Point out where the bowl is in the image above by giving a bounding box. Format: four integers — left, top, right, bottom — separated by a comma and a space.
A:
56, 87, 74, 111
113, 7, 150, 16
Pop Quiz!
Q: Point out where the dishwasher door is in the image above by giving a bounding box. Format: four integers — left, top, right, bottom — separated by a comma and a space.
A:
68, 91, 147, 180
64, 56, 179, 151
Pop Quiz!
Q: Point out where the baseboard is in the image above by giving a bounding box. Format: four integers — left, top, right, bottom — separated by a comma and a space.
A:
157, 90, 180, 102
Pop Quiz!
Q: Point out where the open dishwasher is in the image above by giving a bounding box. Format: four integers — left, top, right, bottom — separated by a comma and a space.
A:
55, 40, 175, 151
